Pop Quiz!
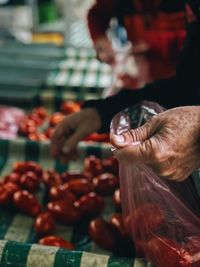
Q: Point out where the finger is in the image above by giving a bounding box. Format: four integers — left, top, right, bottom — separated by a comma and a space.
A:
61, 126, 87, 156
111, 120, 154, 149
114, 134, 159, 164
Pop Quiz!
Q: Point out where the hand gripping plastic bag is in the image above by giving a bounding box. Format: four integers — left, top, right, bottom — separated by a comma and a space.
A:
110, 102, 200, 267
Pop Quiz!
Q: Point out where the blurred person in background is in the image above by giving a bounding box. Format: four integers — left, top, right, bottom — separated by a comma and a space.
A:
51, 1, 200, 181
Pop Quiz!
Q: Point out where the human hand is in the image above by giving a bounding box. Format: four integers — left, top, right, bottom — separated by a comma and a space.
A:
111, 106, 200, 181
94, 36, 115, 65
51, 108, 101, 163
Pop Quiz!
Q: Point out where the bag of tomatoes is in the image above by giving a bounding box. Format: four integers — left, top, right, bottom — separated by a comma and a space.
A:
111, 102, 200, 267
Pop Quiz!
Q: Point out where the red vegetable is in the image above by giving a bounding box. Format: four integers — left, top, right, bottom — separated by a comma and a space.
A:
4, 172, 21, 185
61, 171, 86, 183
32, 107, 47, 120
42, 170, 62, 189
12, 161, 42, 177
38, 235, 75, 250
74, 192, 104, 217
88, 218, 117, 251
47, 199, 81, 225
63, 179, 93, 197
49, 186, 76, 202
13, 190, 41, 217
109, 213, 129, 240
20, 171, 40, 193
102, 157, 119, 175
60, 101, 80, 114
92, 173, 119, 195
0, 182, 20, 205
34, 212, 55, 236
49, 112, 65, 127
84, 156, 103, 177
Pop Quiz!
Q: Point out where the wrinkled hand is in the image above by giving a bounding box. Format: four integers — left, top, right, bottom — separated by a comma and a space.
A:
51, 108, 101, 163
111, 106, 200, 181
94, 36, 115, 65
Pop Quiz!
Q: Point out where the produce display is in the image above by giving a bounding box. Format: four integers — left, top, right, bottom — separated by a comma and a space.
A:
0, 155, 134, 256
18, 102, 110, 142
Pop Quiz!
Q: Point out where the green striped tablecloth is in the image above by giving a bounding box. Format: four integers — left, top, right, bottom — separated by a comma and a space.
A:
47, 46, 113, 90
0, 138, 154, 267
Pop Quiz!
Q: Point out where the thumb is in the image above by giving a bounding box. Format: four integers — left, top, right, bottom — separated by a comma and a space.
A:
110, 121, 152, 149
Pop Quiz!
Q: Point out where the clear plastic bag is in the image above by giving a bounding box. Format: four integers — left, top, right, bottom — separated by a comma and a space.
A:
110, 102, 200, 267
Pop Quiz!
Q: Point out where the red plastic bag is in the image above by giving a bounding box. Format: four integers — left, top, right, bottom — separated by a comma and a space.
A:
111, 102, 200, 267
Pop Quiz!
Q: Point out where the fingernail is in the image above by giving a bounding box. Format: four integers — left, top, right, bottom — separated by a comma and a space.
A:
62, 146, 70, 154
114, 134, 125, 144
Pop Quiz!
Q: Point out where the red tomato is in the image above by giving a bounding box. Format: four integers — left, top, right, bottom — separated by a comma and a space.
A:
13, 190, 41, 217
42, 170, 62, 189
84, 156, 103, 177
4, 182, 20, 195
74, 192, 104, 217
92, 173, 119, 196
84, 133, 110, 142
88, 218, 118, 250
28, 133, 49, 141
49, 112, 65, 127
144, 237, 190, 267
20, 171, 40, 193
47, 199, 81, 225
32, 107, 47, 119
109, 213, 129, 240
4, 172, 21, 185
0, 182, 20, 206
61, 171, 86, 183
102, 157, 119, 175
28, 114, 43, 126
131, 203, 166, 240
60, 101, 80, 114
49, 186, 76, 202
63, 179, 93, 197
44, 128, 54, 139
38, 235, 75, 250
34, 212, 55, 236
19, 119, 37, 135
113, 189, 121, 210
12, 161, 42, 177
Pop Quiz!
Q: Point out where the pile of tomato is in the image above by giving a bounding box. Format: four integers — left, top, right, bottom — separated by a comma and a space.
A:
0, 155, 135, 255
18, 102, 109, 142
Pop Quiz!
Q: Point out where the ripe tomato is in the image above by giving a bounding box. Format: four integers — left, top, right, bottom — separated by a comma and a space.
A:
4, 172, 21, 185
12, 161, 42, 177
49, 186, 76, 202
113, 189, 121, 210
20, 171, 40, 193
49, 112, 65, 127
47, 199, 81, 225
34, 212, 55, 236
84, 133, 110, 142
102, 157, 119, 175
38, 235, 75, 250
60, 171, 86, 183
92, 173, 119, 196
88, 218, 117, 251
63, 179, 93, 197
0, 182, 20, 206
28, 133, 48, 142
84, 156, 103, 177
13, 190, 41, 217
109, 213, 129, 240
44, 128, 54, 139
28, 114, 43, 126
32, 107, 47, 120
19, 119, 37, 135
74, 192, 104, 217
42, 170, 62, 189
60, 101, 80, 114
